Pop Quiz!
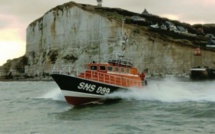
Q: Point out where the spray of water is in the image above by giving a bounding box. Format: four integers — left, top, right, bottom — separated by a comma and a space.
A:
39, 88, 66, 101
38, 77, 215, 103
105, 77, 215, 103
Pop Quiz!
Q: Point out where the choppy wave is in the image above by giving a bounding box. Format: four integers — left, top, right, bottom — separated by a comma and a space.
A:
1, 80, 214, 134
105, 77, 215, 103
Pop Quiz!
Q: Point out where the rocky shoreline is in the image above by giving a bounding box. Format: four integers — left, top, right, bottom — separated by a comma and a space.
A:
0, 76, 53, 82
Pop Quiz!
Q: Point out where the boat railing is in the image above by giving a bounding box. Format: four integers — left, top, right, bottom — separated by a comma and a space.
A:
51, 64, 84, 76
79, 70, 142, 87
107, 52, 133, 67
52, 65, 142, 87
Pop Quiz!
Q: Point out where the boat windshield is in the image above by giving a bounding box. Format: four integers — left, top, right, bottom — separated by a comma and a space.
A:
90, 66, 97, 70
126, 68, 130, 73
100, 66, 106, 71
108, 66, 113, 72
115, 67, 119, 72
121, 67, 125, 73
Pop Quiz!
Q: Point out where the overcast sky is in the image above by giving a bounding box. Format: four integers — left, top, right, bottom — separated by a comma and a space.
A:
0, 0, 215, 65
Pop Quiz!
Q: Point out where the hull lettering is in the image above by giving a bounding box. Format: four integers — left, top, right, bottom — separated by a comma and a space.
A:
77, 82, 111, 94
77, 82, 96, 92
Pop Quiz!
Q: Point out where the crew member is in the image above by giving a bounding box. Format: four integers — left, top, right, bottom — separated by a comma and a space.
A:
140, 71, 147, 86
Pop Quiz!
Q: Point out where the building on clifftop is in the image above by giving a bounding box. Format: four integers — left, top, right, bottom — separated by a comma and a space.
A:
97, 0, 102, 7
142, 9, 149, 15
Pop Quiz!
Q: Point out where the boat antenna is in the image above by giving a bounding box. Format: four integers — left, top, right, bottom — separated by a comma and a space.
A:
121, 17, 125, 42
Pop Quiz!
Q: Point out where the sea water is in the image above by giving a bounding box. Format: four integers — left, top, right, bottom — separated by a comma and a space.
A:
0, 77, 215, 134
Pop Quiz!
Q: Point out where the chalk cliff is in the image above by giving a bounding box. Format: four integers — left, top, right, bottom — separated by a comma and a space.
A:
1, 1, 215, 78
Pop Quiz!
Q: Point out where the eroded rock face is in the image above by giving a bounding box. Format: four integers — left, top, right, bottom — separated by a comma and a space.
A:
24, 2, 215, 77
26, 5, 123, 75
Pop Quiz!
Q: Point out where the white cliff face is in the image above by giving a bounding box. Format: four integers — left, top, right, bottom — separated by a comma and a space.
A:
26, 3, 215, 76
26, 5, 124, 75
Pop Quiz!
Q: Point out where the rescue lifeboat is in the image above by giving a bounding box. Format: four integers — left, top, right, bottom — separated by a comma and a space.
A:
51, 53, 146, 106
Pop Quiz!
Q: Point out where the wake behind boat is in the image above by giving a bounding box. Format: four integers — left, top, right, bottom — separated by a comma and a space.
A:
51, 53, 147, 106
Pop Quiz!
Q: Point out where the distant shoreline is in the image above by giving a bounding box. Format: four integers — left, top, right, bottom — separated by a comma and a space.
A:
0, 77, 53, 82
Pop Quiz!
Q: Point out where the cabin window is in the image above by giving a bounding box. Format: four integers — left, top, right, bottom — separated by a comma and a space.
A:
126, 68, 130, 73
115, 67, 119, 72
108, 66, 113, 72
90, 66, 97, 70
100, 66, 106, 71
121, 68, 124, 73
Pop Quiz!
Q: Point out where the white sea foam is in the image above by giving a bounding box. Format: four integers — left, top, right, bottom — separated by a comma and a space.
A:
39, 77, 215, 103
40, 88, 66, 101
105, 77, 215, 103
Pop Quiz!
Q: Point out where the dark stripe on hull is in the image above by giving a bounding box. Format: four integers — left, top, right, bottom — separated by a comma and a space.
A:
65, 96, 121, 106
65, 96, 101, 106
